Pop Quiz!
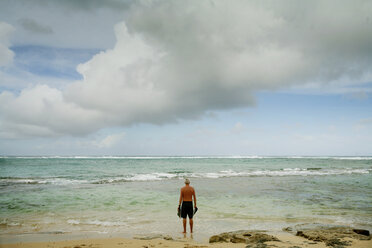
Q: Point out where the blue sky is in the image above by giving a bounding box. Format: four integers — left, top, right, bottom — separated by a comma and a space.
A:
0, 0, 371, 156
12, 45, 99, 80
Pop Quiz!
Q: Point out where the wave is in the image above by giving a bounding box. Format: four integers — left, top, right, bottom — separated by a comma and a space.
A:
93, 168, 370, 183
0, 219, 21, 227
0, 177, 88, 185
0, 155, 265, 159
1, 168, 369, 185
284, 156, 372, 160
92, 173, 178, 184
329, 157, 372, 160
1, 155, 371, 160
193, 168, 371, 178
67, 219, 126, 226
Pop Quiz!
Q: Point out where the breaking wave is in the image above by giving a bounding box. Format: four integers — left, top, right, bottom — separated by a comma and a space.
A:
1, 168, 370, 186
91, 168, 371, 183
0, 177, 88, 185
67, 219, 126, 227
1, 156, 371, 160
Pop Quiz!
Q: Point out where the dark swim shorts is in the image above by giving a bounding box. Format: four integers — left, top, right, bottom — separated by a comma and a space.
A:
181, 201, 193, 219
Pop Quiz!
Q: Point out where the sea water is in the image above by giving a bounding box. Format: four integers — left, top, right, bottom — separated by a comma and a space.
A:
0, 156, 371, 242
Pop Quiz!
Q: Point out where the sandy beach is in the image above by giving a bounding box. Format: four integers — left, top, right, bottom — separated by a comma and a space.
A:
1, 233, 371, 248
1, 228, 371, 248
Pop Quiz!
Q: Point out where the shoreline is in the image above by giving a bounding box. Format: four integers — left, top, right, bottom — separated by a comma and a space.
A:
0, 234, 371, 248
0, 237, 246, 248
1, 227, 371, 248
1, 219, 371, 244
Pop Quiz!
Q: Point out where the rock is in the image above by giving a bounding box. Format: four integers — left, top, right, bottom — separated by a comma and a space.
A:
295, 231, 304, 237
209, 230, 280, 244
209, 234, 228, 243
282, 227, 292, 232
291, 225, 371, 247
249, 233, 280, 243
231, 238, 245, 243
296, 230, 323, 241
231, 234, 246, 243
353, 229, 370, 236
163, 235, 173, 240
325, 238, 351, 247
246, 243, 268, 248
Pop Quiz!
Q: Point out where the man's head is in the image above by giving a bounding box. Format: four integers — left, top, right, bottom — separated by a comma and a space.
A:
184, 178, 190, 185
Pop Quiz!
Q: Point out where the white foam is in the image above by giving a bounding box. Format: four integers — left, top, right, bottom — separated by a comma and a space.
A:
191, 168, 370, 178
0, 177, 88, 185
94, 172, 179, 184
67, 219, 80, 225
3, 168, 369, 186
0, 220, 21, 226
97, 167, 370, 183
7, 222, 21, 226
86, 220, 124, 226
283, 168, 301, 171
281, 156, 372, 160
127, 172, 177, 181
331, 157, 372, 160
67, 219, 126, 226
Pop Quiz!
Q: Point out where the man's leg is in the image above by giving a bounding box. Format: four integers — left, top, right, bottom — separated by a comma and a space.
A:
189, 218, 193, 233
183, 218, 187, 233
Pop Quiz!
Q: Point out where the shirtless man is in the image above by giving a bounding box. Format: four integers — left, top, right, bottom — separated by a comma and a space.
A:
178, 178, 197, 233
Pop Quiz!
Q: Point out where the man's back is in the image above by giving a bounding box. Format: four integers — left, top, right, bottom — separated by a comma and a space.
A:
181, 185, 195, 202
179, 179, 197, 233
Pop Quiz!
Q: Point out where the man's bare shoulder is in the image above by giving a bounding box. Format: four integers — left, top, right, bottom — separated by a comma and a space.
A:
188, 186, 195, 192
181, 186, 195, 191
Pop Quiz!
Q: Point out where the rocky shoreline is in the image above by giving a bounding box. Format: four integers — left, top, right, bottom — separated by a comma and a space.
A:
129, 224, 371, 248
1, 224, 370, 248
209, 230, 280, 244
208, 224, 370, 248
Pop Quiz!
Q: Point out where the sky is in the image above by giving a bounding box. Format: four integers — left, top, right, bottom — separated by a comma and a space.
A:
0, 0, 371, 156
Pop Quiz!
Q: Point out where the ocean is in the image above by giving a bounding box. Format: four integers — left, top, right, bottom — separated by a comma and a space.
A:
0, 156, 371, 242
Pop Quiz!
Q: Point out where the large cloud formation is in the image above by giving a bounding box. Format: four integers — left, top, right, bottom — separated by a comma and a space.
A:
0, 22, 14, 66
1, 0, 372, 137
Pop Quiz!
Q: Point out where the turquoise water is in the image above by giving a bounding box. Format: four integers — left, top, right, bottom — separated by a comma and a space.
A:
0, 156, 371, 241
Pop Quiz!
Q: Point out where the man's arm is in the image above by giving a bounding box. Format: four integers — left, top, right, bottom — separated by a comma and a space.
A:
193, 188, 197, 207
179, 189, 183, 206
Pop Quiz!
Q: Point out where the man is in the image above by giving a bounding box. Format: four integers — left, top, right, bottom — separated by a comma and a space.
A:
178, 178, 197, 233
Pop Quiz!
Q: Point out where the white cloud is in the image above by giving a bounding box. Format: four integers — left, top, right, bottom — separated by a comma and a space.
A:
1, 0, 372, 138
0, 85, 103, 138
0, 22, 14, 66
